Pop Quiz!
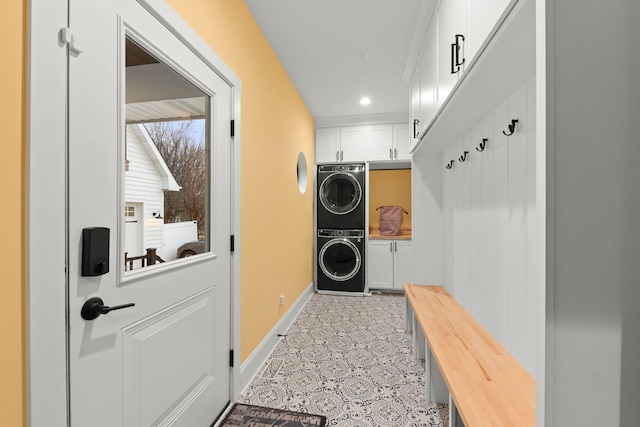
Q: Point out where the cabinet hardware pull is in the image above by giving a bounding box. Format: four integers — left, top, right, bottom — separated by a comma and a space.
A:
390, 242, 393, 252
336, 151, 339, 161
502, 119, 519, 136
413, 119, 420, 139
445, 160, 454, 169
340, 150, 344, 161
394, 148, 398, 159
390, 148, 393, 159
394, 242, 397, 252
459, 151, 469, 162
476, 138, 488, 152
451, 34, 465, 74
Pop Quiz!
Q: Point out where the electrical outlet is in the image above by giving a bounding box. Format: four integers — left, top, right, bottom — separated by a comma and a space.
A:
279, 294, 285, 305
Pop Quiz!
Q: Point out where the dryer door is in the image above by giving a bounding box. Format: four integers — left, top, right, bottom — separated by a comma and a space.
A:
319, 172, 362, 215
319, 238, 361, 281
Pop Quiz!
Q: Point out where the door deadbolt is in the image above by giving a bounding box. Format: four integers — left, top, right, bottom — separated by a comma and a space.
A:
81, 297, 135, 320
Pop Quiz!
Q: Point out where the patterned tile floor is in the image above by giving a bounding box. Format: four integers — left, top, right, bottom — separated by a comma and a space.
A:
239, 293, 448, 426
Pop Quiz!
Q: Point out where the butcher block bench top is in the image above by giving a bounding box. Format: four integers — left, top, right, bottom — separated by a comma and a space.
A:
403, 283, 535, 427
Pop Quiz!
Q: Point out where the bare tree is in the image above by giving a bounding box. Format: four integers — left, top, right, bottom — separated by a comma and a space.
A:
144, 120, 207, 237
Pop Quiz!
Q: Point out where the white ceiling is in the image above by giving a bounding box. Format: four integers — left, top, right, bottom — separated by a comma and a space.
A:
244, 0, 427, 121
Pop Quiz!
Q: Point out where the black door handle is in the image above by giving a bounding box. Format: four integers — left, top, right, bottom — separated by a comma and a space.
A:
81, 297, 135, 320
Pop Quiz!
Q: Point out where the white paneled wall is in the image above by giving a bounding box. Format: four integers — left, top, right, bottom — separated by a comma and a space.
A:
441, 78, 536, 375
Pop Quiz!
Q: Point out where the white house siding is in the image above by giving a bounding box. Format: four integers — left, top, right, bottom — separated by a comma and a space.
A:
125, 125, 166, 259
440, 79, 537, 376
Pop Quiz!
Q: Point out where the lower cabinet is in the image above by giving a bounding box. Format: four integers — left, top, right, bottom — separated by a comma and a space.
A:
367, 239, 413, 290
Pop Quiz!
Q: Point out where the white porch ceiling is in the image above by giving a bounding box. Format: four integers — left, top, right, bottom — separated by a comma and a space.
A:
244, 0, 428, 121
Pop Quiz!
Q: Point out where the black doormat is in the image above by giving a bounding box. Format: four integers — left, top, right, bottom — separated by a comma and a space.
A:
220, 403, 326, 427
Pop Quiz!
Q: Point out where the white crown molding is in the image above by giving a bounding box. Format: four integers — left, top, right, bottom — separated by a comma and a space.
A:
402, 0, 439, 84
314, 112, 409, 128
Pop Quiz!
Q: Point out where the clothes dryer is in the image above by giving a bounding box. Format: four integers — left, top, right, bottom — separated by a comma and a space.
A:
316, 163, 365, 229
316, 229, 365, 294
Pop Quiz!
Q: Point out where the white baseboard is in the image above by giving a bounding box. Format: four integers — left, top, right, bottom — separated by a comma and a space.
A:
239, 282, 314, 394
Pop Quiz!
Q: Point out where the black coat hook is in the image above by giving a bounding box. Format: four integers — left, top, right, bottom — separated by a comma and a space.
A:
476, 138, 488, 152
502, 119, 519, 136
445, 160, 454, 170
459, 151, 468, 162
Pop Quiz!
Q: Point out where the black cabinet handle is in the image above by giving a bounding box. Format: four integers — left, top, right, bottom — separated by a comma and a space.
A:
81, 297, 135, 320
413, 119, 420, 138
451, 34, 465, 74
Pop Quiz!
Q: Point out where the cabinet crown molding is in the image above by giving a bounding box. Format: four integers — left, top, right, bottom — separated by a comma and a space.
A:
403, 0, 438, 84
315, 112, 408, 129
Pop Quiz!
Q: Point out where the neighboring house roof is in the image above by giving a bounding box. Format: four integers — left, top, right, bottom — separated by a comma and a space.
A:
130, 124, 181, 192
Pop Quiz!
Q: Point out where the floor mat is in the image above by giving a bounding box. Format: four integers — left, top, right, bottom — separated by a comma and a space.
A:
220, 403, 327, 426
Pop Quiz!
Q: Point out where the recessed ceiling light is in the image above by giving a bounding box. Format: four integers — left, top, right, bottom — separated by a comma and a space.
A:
360, 97, 371, 106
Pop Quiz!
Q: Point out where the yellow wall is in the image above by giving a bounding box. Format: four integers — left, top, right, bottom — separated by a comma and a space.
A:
0, 0, 26, 425
369, 169, 412, 231
166, 0, 315, 362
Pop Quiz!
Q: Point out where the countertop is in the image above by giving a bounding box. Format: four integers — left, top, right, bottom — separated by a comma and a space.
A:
368, 228, 412, 240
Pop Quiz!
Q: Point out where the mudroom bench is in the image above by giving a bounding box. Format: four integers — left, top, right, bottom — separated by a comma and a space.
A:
403, 284, 535, 427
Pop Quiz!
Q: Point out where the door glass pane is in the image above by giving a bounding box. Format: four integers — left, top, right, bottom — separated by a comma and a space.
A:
124, 36, 210, 272
319, 173, 361, 214
321, 242, 359, 281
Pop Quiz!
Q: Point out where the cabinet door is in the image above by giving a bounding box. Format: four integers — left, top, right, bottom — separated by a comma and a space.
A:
468, 0, 511, 62
367, 240, 394, 289
419, 24, 437, 131
394, 241, 414, 289
316, 128, 340, 163
340, 127, 367, 162
367, 125, 394, 161
436, 0, 468, 109
410, 70, 421, 148
393, 124, 411, 160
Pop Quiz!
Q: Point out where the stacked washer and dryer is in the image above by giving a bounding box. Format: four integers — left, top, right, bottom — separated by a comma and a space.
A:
316, 163, 366, 295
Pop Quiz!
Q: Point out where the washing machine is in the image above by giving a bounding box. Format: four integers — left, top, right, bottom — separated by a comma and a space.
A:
317, 163, 366, 229
316, 229, 365, 294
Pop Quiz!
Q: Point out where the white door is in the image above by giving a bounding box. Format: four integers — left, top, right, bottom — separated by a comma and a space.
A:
68, 1, 232, 426
367, 240, 394, 289
315, 128, 340, 163
340, 127, 367, 162
393, 124, 411, 161
367, 124, 393, 161
124, 203, 142, 257
394, 241, 414, 289
436, 0, 468, 108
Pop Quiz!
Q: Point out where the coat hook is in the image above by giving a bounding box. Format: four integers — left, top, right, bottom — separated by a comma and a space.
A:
476, 138, 488, 152
459, 151, 468, 162
445, 160, 454, 170
502, 119, 519, 136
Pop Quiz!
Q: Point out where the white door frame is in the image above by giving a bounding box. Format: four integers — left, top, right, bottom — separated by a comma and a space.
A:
27, 1, 242, 425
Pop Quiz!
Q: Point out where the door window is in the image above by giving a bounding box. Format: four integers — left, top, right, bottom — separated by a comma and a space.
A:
124, 37, 211, 272
319, 173, 362, 215
319, 239, 361, 281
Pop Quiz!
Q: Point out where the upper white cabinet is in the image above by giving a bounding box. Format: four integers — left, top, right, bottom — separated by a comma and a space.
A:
467, 0, 512, 61
394, 124, 411, 160
317, 124, 409, 164
411, 22, 437, 145
367, 125, 394, 161
410, 75, 421, 150
408, 0, 529, 152
340, 127, 367, 162
315, 127, 367, 163
419, 25, 437, 133
436, 0, 468, 109
316, 128, 341, 163
368, 124, 410, 161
